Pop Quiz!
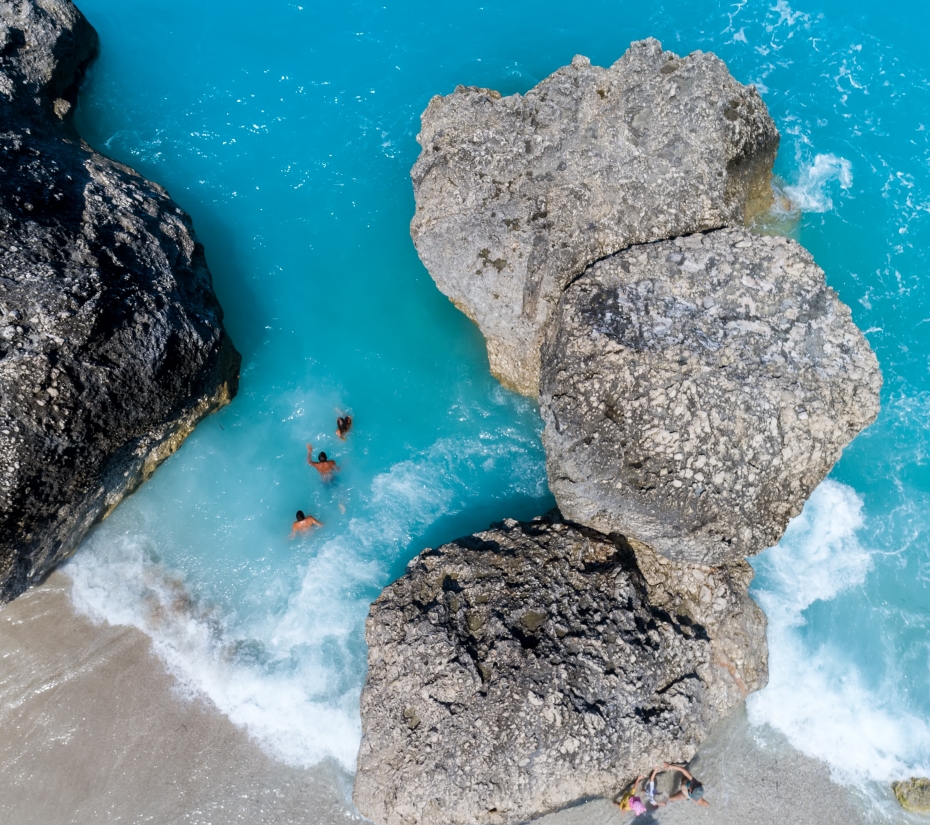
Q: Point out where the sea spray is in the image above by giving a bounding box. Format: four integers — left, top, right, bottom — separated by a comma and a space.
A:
70, 420, 551, 769
749, 481, 930, 785
784, 154, 854, 213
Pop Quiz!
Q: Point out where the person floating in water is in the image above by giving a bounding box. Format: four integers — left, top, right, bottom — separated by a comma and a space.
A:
290, 510, 322, 538
662, 762, 710, 807
307, 443, 338, 477
336, 414, 353, 440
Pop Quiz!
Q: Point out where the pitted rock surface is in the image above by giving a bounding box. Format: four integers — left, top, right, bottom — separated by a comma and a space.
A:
354, 514, 766, 825
540, 228, 881, 565
893, 777, 930, 814
0, 0, 240, 600
411, 39, 778, 395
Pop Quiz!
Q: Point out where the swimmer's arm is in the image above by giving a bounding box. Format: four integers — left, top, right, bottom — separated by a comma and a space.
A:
307, 516, 323, 527
306, 443, 314, 464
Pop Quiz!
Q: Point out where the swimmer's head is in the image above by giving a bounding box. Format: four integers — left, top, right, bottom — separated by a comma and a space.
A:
296, 510, 305, 521
319, 452, 328, 462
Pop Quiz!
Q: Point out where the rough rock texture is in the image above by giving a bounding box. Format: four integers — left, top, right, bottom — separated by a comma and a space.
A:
540, 228, 881, 565
893, 778, 930, 814
0, 0, 240, 600
354, 514, 766, 825
411, 39, 779, 395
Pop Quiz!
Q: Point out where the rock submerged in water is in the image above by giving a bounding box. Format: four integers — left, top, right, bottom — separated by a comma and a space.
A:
353, 513, 766, 825
893, 778, 930, 814
411, 38, 779, 396
540, 227, 882, 564
0, 0, 240, 601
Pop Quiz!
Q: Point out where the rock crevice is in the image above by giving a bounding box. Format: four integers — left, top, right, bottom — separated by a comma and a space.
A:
411, 39, 779, 395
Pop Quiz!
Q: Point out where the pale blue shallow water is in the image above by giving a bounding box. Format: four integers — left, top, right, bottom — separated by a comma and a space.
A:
65, 0, 930, 803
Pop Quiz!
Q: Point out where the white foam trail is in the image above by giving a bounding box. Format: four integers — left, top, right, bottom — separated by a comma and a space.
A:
784, 153, 853, 212
69, 532, 365, 768
748, 480, 930, 784
69, 432, 547, 771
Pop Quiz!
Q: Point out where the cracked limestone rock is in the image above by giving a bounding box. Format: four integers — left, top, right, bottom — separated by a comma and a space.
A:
410, 39, 779, 395
0, 0, 240, 600
353, 513, 766, 825
540, 228, 881, 565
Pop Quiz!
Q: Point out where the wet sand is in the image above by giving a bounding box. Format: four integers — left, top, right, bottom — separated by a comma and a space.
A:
532, 705, 879, 825
0, 571, 359, 825
0, 572, 908, 825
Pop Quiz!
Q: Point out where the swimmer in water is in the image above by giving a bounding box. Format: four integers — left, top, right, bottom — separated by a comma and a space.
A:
336, 415, 353, 440
290, 510, 322, 538
307, 444, 338, 477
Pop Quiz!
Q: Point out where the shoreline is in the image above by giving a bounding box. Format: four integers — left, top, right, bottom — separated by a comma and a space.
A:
0, 571, 908, 825
0, 571, 358, 825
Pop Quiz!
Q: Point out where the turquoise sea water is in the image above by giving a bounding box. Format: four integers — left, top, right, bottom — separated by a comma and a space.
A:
65, 0, 930, 808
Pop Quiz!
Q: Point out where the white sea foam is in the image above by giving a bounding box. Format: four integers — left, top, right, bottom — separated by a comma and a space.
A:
69, 432, 547, 771
784, 153, 853, 212
748, 480, 930, 785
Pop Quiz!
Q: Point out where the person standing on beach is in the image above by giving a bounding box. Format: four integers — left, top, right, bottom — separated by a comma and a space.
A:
307, 444, 338, 477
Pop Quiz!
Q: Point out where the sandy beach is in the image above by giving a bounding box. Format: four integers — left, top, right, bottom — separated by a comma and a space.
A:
0, 571, 359, 825
0, 571, 911, 825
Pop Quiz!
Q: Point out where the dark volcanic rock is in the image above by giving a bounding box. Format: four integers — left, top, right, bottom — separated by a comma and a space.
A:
354, 514, 766, 825
0, 0, 240, 600
411, 39, 779, 395
539, 228, 881, 564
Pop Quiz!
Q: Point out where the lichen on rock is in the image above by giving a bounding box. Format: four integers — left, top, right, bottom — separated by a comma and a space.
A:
893, 777, 930, 814
539, 227, 881, 564
353, 513, 766, 825
411, 39, 779, 395
0, 0, 240, 600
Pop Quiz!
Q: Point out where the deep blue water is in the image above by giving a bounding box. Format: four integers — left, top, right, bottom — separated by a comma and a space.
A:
65, 0, 930, 801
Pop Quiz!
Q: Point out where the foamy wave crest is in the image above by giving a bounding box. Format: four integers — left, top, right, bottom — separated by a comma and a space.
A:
748, 480, 930, 784
69, 431, 548, 771
784, 153, 853, 212
69, 531, 365, 768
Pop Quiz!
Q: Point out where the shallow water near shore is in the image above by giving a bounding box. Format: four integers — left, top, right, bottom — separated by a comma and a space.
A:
38, 0, 930, 819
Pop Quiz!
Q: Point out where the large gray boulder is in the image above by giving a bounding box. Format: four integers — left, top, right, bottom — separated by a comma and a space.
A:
0, 0, 240, 600
411, 39, 779, 395
354, 514, 766, 825
540, 228, 881, 565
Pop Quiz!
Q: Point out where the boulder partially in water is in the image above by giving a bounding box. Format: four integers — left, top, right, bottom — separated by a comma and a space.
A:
411, 39, 778, 395
353, 513, 766, 825
539, 228, 881, 564
0, 0, 240, 601
893, 777, 930, 814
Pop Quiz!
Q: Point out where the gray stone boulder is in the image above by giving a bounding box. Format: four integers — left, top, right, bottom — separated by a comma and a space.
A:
354, 513, 766, 825
0, 0, 240, 600
411, 39, 779, 395
540, 228, 881, 565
